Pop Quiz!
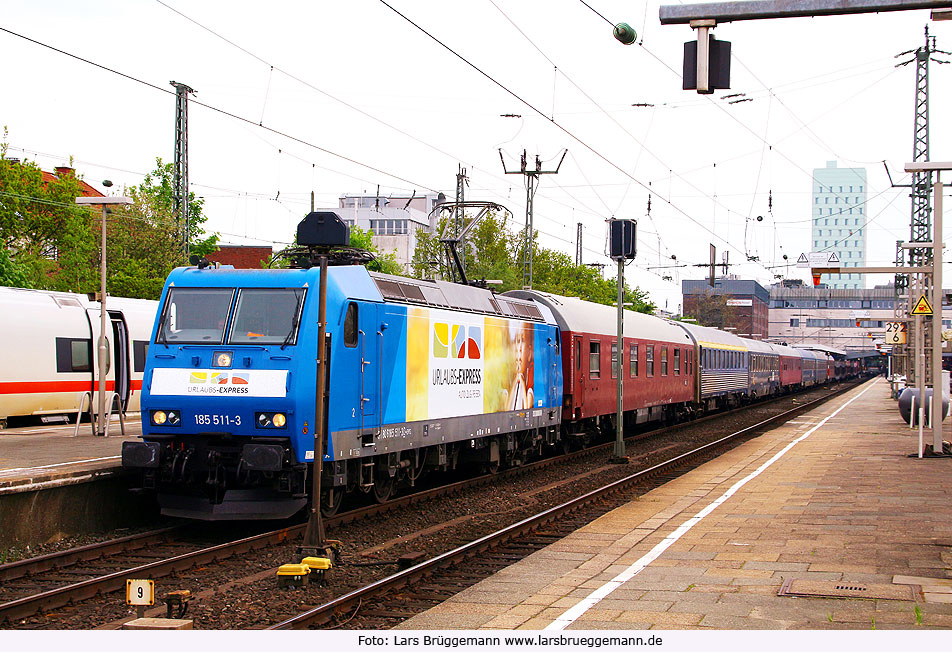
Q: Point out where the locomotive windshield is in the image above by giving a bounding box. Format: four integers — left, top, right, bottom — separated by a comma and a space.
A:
228, 288, 306, 346
157, 288, 235, 344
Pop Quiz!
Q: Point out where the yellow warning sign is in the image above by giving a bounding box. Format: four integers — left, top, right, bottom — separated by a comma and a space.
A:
911, 295, 934, 316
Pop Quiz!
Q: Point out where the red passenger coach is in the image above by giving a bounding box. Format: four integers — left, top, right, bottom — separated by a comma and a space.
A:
778, 347, 803, 390
506, 291, 696, 432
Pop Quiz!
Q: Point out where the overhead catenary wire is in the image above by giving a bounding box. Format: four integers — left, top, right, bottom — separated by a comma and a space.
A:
0, 26, 436, 194
376, 0, 777, 279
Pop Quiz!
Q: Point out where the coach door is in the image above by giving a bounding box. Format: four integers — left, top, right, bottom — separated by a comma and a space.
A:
358, 303, 379, 442
109, 312, 131, 412
573, 335, 585, 413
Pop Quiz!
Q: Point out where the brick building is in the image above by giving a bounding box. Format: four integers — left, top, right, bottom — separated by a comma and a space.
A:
207, 245, 273, 269
682, 278, 770, 340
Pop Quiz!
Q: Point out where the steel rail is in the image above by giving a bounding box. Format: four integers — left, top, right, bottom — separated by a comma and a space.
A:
0, 526, 183, 583
268, 379, 866, 629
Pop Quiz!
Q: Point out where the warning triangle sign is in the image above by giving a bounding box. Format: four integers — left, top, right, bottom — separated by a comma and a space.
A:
911, 295, 934, 316
796, 253, 809, 264
827, 252, 840, 264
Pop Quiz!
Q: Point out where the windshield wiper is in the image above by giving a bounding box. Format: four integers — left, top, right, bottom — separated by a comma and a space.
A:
281, 293, 304, 350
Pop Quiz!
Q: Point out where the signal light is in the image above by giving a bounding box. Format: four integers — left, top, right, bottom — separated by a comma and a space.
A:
812, 273, 821, 286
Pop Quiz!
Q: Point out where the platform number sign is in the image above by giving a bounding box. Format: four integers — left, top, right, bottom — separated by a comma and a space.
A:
885, 322, 907, 345
126, 579, 154, 606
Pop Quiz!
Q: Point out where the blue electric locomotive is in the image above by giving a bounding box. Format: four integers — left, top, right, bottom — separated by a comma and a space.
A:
122, 212, 563, 519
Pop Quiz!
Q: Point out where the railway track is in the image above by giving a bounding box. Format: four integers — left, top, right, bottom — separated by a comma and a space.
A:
269, 379, 864, 629
0, 379, 863, 627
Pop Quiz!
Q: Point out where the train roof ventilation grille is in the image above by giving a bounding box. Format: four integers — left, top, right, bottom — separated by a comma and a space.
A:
514, 302, 543, 320
374, 279, 428, 304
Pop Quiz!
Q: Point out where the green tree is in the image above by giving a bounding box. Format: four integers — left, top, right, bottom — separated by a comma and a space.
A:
0, 246, 29, 287
105, 159, 219, 299
408, 209, 655, 313
0, 132, 96, 292
349, 225, 403, 275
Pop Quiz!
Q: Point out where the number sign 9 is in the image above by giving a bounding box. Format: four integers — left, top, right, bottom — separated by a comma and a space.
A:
126, 579, 155, 606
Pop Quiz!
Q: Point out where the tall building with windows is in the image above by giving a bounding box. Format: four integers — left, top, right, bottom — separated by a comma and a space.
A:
334, 192, 443, 273
811, 161, 867, 289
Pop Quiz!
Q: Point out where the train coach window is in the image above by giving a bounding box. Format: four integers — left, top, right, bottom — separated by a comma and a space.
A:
56, 337, 91, 373
344, 302, 358, 348
629, 343, 638, 378
229, 288, 307, 345
674, 348, 680, 375
133, 340, 149, 373
661, 347, 668, 376
158, 288, 235, 344
611, 342, 618, 379
589, 341, 601, 378
646, 345, 654, 377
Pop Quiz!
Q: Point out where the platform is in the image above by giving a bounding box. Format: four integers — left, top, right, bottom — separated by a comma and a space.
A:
0, 416, 151, 548
399, 378, 952, 630
0, 415, 141, 493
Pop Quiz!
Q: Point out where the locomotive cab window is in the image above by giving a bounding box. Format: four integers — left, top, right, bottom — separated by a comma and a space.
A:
158, 287, 235, 344
229, 288, 306, 345
344, 302, 358, 348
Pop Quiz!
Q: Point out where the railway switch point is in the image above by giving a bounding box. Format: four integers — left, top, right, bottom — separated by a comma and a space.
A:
299, 539, 342, 566
276, 563, 310, 588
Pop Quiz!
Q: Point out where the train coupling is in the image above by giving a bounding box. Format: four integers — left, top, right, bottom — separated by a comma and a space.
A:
121, 441, 160, 468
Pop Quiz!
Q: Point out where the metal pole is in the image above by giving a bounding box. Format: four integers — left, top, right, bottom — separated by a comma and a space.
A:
932, 177, 944, 454
612, 259, 627, 462
303, 257, 329, 551
917, 310, 925, 451
97, 205, 108, 436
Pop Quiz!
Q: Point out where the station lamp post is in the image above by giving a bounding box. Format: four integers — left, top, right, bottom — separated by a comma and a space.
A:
75, 189, 134, 436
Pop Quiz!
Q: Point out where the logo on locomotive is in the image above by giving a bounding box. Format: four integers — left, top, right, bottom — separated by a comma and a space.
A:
432, 323, 481, 359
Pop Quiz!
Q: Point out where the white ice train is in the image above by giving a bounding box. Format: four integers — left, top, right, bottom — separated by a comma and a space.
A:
0, 286, 157, 428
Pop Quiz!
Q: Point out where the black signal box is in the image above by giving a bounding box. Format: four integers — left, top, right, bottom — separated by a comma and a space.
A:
609, 219, 637, 260
682, 37, 731, 93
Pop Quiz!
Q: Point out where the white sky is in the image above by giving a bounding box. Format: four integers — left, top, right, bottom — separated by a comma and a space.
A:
2, 0, 951, 312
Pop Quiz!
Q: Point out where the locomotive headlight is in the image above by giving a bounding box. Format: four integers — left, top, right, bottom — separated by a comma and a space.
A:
152, 410, 167, 425
255, 412, 288, 429
167, 410, 181, 426
213, 351, 233, 368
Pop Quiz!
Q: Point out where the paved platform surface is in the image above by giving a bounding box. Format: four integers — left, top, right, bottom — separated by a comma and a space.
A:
399, 378, 952, 630
0, 415, 141, 492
